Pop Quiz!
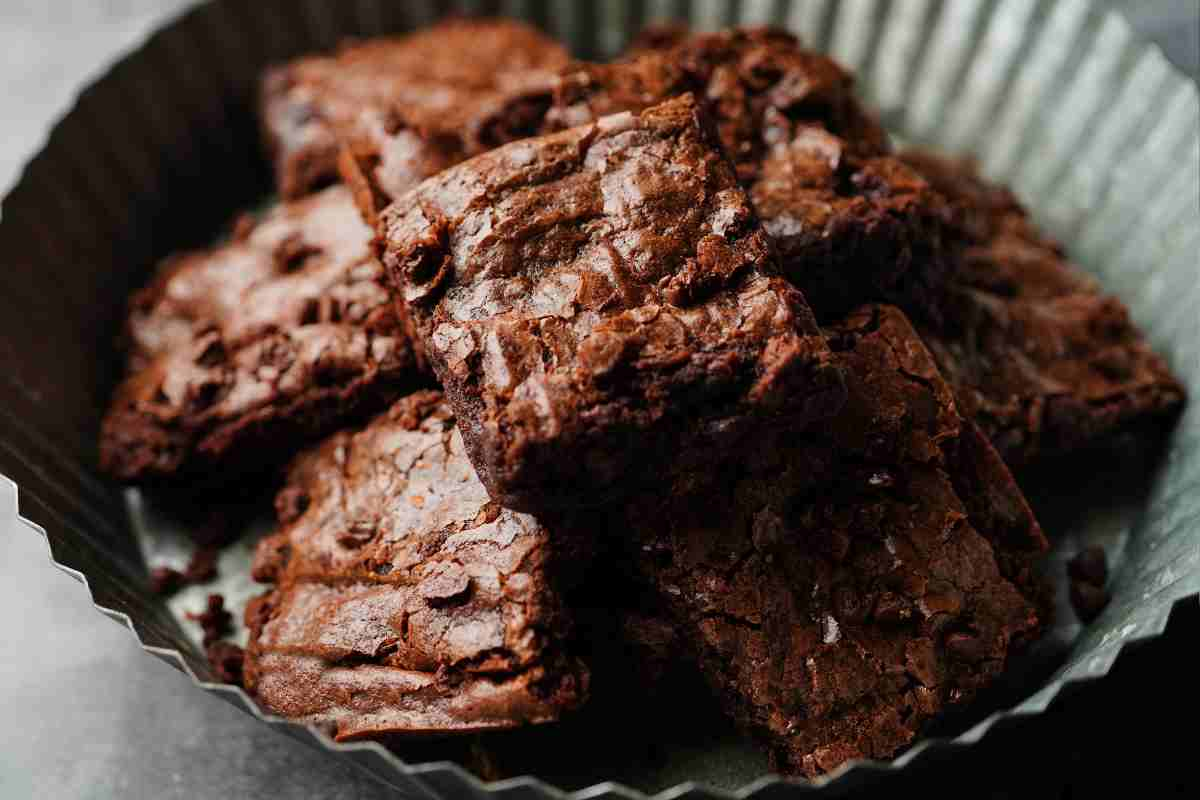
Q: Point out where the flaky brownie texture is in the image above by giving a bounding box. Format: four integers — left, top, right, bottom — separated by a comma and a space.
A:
902, 152, 1185, 468
378, 95, 845, 511
261, 18, 568, 203
244, 391, 588, 740
549, 26, 950, 318
617, 305, 1046, 776
100, 186, 421, 484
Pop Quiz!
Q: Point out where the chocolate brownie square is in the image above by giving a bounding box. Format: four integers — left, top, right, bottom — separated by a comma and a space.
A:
377, 94, 845, 511
902, 152, 1185, 467
616, 305, 1047, 775
261, 18, 568, 202
549, 26, 951, 318
100, 186, 422, 484
244, 391, 588, 739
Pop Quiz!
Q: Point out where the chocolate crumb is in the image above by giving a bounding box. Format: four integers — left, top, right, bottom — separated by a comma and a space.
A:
1068, 546, 1108, 587
206, 640, 245, 686
1069, 580, 1111, 624
148, 546, 220, 598
183, 547, 219, 583
148, 566, 185, 596
187, 594, 233, 647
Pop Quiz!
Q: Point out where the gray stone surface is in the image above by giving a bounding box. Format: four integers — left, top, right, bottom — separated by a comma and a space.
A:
0, 2, 1196, 799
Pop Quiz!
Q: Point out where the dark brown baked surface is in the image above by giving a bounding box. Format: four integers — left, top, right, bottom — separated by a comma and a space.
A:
751, 127, 950, 319
549, 26, 890, 177
377, 94, 845, 511
549, 26, 950, 318
260, 18, 568, 204
903, 151, 1186, 468
616, 304, 1047, 776
244, 391, 588, 740
100, 186, 421, 484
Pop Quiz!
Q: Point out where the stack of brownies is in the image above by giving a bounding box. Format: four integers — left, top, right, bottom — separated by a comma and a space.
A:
99, 19, 1184, 777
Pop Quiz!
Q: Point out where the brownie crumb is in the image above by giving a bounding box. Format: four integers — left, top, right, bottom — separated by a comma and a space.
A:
148, 546, 221, 597
183, 546, 219, 583
466, 739, 504, 782
1068, 546, 1111, 624
148, 566, 185, 596
206, 640, 245, 687
1068, 546, 1108, 587
187, 594, 233, 647
1070, 580, 1111, 624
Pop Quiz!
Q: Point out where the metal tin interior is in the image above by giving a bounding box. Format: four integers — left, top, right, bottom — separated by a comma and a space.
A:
2, 1, 1197, 798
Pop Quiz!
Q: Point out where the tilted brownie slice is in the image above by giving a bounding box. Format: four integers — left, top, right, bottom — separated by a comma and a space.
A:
244, 391, 588, 740
901, 152, 1185, 468
616, 305, 1047, 776
100, 186, 422, 484
377, 94, 845, 511
549, 26, 950, 319
261, 18, 568, 203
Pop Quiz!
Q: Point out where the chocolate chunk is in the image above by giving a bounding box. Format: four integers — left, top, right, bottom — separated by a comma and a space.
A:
187, 594, 233, 648
377, 95, 844, 511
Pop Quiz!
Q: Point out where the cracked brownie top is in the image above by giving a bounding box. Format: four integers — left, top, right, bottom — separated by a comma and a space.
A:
245, 391, 589, 740
550, 26, 952, 320
377, 94, 845, 511
100, 186, 422, 485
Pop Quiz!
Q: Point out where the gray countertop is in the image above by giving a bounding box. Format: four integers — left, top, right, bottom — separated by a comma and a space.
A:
1, 3, 1197, 799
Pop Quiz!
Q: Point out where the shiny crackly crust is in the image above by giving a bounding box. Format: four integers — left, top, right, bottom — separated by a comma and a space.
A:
99, 186, 421, 484
260, 18, 568, 201
378, 95, 845, 511
617, 305, 1047, 776
902, 151, 1186, 467
548, 26, 950, 319
244, 391, 588, 740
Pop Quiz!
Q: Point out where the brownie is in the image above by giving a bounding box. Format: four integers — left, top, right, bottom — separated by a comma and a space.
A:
548, 26, 891, 177
261, 18, 568, 203
244, 391, 588, 740
100, 186, 421, 484
377, 95, 845, 511
615, 305, 1047, 776
902, 152, 1186, 468
751, 128, 950, 319
549, 26, 950, 318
